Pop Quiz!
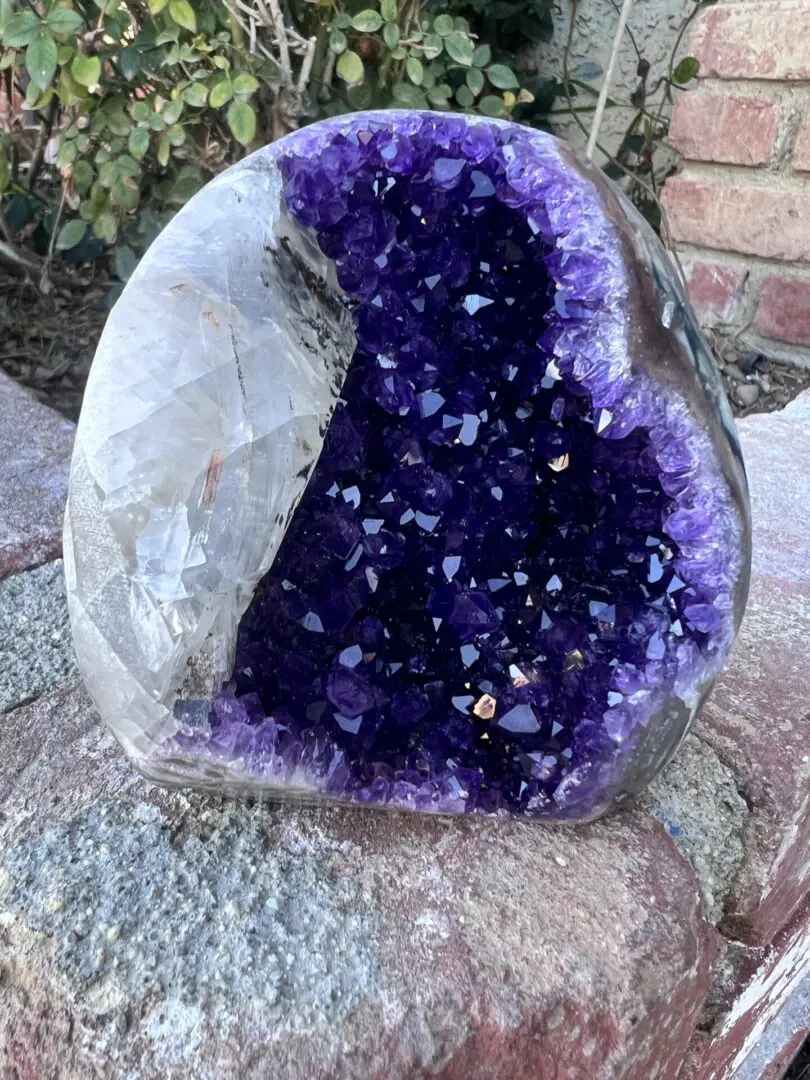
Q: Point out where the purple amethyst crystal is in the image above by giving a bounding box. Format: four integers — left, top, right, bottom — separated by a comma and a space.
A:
65, 112, 751, 821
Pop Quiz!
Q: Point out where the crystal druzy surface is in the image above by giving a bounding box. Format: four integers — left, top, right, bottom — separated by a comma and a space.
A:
65, 112, 751, 820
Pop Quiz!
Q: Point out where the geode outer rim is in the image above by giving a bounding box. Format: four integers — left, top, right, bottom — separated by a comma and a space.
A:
64, 110, 751, 818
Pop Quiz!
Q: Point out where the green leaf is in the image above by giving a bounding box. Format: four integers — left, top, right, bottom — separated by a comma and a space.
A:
227, 99, 256, 145
168, 0, 196, 32
329, 28, 347, 53
2, 10, 41, 47
672, 56, 700, 84
118, 45, 141, 80
98, 160, 119, 187
182, 81, 208, 106
454, 15, 469, 33
478, 94, 505, 117
47, 7, 84, 34
406, 56, 423, 85
103, 102, 131, 137
154, 27, 177, 45
56, 218, 87, 250
148, 0, 168, 12
167, 122, 185, 146
0, 50, 16, 70
392, 81, 428, 108
92, 210, 118, 242
162, 97, 183, 124
472, 43, 490, 68
231, 72, 258, 95
148, 110, 166, 130
56, 138, 77, 167
381, 0, 397, 21
351, 10, 383, 32
443, 32, 473, 66
336, 49, 363, 84
382, 22, 399, 50
346, 81, 372, 109
71, 159, 93, 191
71, 53, 101, 86
455, 85, 474, 108
26, 33, 57, 89
422, 33, 442, 59
25, 82, 53, 108
169, 169, 202, 203
114, 243, 138, 281
157, 134, 170, 166
466, 67, 484, 96
427, 83, 452, 104
209, 77, 232, 108
390, 45, 406, 59
111, 175, 139, 210
128, 125, 150, 159
432, 14, 453, 35
487, 63, 518, 90
116, 154, 139, 176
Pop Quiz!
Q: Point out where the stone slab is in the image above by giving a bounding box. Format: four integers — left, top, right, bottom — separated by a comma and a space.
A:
0, 685, 716, 1080
0, 372, 74, 579
641, 734, 748, 926
695, 391, 810, 944
681, 896, 810, 1080
0, 559, 78, 713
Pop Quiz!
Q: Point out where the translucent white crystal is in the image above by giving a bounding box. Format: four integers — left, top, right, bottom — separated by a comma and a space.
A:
64, 151, 354, 759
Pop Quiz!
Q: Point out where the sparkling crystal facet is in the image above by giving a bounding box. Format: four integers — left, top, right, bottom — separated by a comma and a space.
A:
65, 112, 751, 820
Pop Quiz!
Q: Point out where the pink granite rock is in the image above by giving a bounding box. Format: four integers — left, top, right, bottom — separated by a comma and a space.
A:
0, 373, 74, 579
682, 896, 810, 1079
0, 686, 715, 1080
696, 391, 810, 945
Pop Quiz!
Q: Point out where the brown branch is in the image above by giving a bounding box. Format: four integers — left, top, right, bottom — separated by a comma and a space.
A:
26, 97, 59, 192
0, 238, 77, 286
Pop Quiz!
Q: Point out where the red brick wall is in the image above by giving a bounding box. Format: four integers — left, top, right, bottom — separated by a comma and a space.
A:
661, 0, 810, 365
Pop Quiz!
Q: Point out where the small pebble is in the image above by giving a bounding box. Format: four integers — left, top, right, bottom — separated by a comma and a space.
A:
733, 383, 760, 408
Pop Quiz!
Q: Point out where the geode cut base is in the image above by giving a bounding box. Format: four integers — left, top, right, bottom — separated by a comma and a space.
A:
64, 112, 751, 821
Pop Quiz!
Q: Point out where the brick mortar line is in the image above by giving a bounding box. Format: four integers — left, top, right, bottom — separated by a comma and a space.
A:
678, 243, 810, 278
696, 0, 810, 10
695, 77, 810, 91
672, 160, 810, 186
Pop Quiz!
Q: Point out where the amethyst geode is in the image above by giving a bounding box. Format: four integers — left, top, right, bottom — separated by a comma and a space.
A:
65, 112, 751, 821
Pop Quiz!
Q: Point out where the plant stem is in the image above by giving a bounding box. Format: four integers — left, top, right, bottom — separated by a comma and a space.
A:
586, 0, 634, 160
27, 98, 59, 192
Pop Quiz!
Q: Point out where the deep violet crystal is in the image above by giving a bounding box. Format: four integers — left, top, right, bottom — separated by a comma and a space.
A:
64, 112, 751, 821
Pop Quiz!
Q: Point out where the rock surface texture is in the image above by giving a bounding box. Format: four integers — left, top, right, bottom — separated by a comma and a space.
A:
0, 373, 74, 578
0, 687, 714, 1080
3, 367, 810, 1076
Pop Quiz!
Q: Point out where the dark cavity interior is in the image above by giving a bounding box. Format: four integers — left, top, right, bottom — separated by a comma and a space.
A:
210, 123, 697, 816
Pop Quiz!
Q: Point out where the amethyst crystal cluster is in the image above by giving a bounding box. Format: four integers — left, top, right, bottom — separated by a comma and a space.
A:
65, 112, 751, 821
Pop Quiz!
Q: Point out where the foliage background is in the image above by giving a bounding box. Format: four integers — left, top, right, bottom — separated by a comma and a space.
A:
0, 0, 565, 286
0, 0, 705, 288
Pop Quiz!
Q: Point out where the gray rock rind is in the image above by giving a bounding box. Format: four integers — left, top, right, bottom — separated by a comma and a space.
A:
0, 685, 715, 1080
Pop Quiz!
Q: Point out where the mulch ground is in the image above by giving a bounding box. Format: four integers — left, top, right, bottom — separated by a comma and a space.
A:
0, 269, 109, 423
